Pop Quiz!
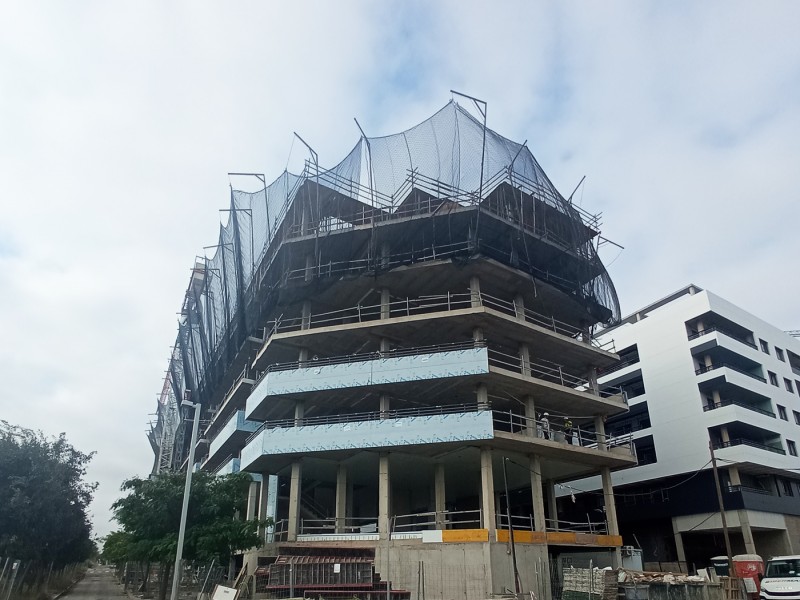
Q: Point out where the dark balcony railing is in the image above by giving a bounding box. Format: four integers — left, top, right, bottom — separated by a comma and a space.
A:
726, 484, 773, 496
688, 326, 757, 349
695, 363, 767, 383
703, 398, 776, 418
597, 354, 640, 377
714, 438, 786, 455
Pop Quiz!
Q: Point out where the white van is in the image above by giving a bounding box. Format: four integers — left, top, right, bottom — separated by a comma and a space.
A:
760, 556, 800, 600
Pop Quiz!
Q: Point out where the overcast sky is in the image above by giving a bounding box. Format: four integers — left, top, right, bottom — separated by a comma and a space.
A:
1, 1, 798, 539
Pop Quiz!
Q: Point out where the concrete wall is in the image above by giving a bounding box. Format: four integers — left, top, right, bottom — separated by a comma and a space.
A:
376, 542, 492, 600
753, 529, 792, 560
785, 515, 800, 553
490, 542, 551, 600
375, 541, 551, 600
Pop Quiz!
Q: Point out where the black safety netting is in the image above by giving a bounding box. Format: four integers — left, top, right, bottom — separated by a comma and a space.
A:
152, 100, 621, 466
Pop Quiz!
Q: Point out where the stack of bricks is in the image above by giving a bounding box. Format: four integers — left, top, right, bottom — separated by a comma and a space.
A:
562, 567, 618, 600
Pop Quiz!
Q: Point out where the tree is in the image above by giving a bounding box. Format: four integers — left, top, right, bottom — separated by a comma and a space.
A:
112, 471, 266, 600
0, 421, 97, 567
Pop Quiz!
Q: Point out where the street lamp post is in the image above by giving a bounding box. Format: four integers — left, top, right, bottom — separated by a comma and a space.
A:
170, 400, 201, 600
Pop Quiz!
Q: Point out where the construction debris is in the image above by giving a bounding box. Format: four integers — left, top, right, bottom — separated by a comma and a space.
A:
618, 569, 708, 584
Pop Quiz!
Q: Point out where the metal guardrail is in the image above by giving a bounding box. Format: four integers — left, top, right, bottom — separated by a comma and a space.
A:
244, 403, 634, 456
495, 513, 608, 535
297, 509, 609, 536
251, 403, 482, 433
299, 517, 379, 535
257, 289, 611, 352
492, 410, 634, 452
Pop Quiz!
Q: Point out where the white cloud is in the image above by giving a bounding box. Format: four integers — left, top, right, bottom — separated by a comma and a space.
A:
0, 0, 798, 537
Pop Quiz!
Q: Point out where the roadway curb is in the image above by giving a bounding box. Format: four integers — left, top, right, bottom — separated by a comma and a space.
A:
52, 571, 86, 600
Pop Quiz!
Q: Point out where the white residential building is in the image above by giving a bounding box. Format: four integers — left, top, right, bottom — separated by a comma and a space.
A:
564, 285, 800, 569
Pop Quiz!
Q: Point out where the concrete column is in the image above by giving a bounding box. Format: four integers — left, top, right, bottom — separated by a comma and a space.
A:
294, 400, 305, 426
335, 463, 347, 534
287, 461, 303, 541
594, 416, 607, 450
588, 367, 599, 395
671, 518, 687, 563
380, 337, 391, 352
601, 467, 619, 536
546, 480, 558, 530
530, 454, 546, 531
301, 300, 311, 330
434, 463, 446, 529
298, 347, 309, 363
257, 475, 270, 541
712, 389, 722, 408
730, 475, 756, 552
379, 453, 391, 539
739, 509, 757, 554
704, 354, 713, 368
720, 426, 731, 445
513, 293, 525, 320
380, 288, 390, 320
480, 447, 496, 535
470, 275, 481, 308
519, 343, 531, 377
304, 253, 314, 281
728, 465, 742, 487
472, 326, 484, 342
379, 394, 390, 417
601, 466, 622, 568
524, 395, 537, 437
246, 480, 258, 521
476, 383, 489, 410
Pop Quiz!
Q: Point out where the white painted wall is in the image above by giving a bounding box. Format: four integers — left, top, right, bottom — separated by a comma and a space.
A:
570, 287, 800, 492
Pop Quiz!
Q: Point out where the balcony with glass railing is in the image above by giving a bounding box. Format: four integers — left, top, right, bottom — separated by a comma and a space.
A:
695, 362, 767, 384
703, 397, 775, 419
688, 326, 758, 351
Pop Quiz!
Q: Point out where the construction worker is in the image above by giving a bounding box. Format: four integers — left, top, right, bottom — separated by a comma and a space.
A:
541, 412, 550, 440
563, 417, 574, 444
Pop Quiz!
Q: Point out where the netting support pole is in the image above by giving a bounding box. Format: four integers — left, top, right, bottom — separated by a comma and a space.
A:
293, 133, 320, 269
451, 90, 487, 250
354, 118, 379, 266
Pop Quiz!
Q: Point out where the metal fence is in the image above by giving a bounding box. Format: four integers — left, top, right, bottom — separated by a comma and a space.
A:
0, 558, 84, 600
118, 560, 229, 599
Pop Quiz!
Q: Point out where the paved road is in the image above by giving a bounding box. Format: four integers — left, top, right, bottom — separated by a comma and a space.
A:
61, 565, 127, 599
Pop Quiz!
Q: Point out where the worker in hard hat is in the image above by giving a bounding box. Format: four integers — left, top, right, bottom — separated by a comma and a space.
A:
541, 412, 551, 440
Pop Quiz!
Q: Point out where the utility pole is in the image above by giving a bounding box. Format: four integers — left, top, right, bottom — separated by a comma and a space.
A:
171, 400, 202, 600
709, 440, 734, 574
503, 457, 522, 596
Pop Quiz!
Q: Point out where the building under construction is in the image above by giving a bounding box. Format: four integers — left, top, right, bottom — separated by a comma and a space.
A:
148, 98, 637, 599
